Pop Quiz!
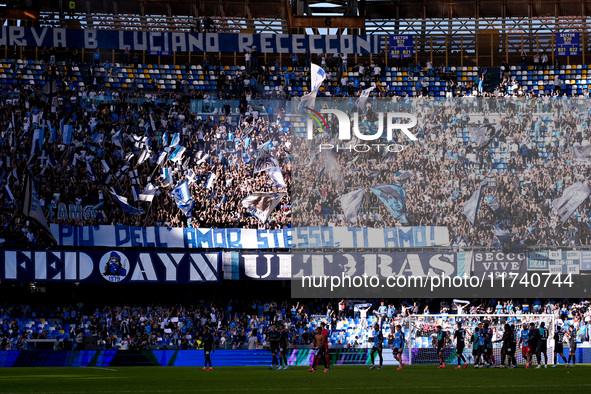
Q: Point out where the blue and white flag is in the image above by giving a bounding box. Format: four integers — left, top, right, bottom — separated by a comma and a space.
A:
266, 166, 286, 188
338, 188, 365, 222
485, 194, 503, 215
494, 216, 515, 245
139, 183, 157, 202
115, 165, 130, 179
394, 171, 413, 183
149, 113, 157, 132
186, 168, 197, 184
31, 129, 40, 157
462, 180, 487, 225
171, 181, 191, 202
355, 86, 375, 112
137, 148, 151, 165
160, 167, 173, 187
552, 182, 590, 223
37, 129, 44, 149
169, 133, 180, 148
298, 63, 326, 113
157, 151, 168, 166
241, 192, 286, 223
170, 181, 194, 217
205, 172, 217, 189
467, 123, 501, 149
311, 63, 327, 92
61, 122, 73, 145
128, 169, 140, 185
169, 145, 186, 163
86, 162, 97, 182
572, 145, 591, 164
109, 188, 144, 215
49, 123, 57, 144
369, 184, 408, 225
196, 153, 210, 166
111, 128, 122, 147
101, 159, 111, 173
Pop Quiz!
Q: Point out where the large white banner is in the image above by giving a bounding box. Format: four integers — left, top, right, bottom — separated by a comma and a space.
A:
51, 225, 450, 249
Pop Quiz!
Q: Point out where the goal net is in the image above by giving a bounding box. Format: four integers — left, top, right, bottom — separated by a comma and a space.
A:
405, 314, 556, 366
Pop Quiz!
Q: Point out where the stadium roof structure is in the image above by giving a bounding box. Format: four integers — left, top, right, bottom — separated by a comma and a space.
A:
10, 0, 591, 18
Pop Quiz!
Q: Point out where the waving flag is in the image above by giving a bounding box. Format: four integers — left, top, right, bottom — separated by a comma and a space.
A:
266, 166, 286, 188
370, 184, 408, 224
160, 167, 173, 187
356, 86, 376, 113
169, 133, 180, 148
254, 150, 279, 174
61, 122, 73, 145
494, 216, 515, 245
205, 172, 217, 189
467, 123, 501, 149
242, 192, 286, 223
394, 171, 412, 183
109, 188, 144, 215
138, 183, 157, 202
338, 188, 365, 222
573, 145, 591, 164
169, 145, 186, 163
298, 63, 326, 113
171, 181, 194, 217
552, 182, 590, 223
462, 179, 487, 225
311, 63, 327, 91
23, 173, 57, 243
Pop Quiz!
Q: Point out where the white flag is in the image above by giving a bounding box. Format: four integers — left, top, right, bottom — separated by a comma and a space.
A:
338, 188, 365, 222
266, 166, 286, 188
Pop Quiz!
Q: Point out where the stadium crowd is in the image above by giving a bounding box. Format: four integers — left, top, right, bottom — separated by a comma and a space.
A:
293, 96, 591, 248
2, 54, 591, 248
1, 298, 590, 351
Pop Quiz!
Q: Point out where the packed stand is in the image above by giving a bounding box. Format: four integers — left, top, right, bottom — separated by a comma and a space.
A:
1, 298, 590, 351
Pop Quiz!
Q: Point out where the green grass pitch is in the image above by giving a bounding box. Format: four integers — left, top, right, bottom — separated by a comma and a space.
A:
0, 365, 589, 393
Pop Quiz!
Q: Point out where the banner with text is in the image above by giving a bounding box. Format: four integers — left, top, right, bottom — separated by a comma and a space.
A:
292, 252, 470, 279
223, 252, 291, 280
527, 250, 580, 274
472, 251, 527, 279
0, 250, 221, 283
0, 27, 383, 54
51, 225, 449, 249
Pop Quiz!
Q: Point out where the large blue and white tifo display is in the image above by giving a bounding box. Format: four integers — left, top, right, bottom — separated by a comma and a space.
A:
0, 27, 383, 54
50, 225, 450, 249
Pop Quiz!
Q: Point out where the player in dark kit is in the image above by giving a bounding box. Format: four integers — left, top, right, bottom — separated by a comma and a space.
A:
320, 322, 330, 371
268, 324, 281, 370
528, 322, 539, 368
277, 324, 290, 370
369, 323, 384, 369
309, 327, 329, 373
483, 322, 494, 367
552, 325, 567, 367
453, 322, 468, 369
535, 321, 549, 368
201, 327, 214, 371
435, 325, 448, 368
472, 326, 481, 368
510, 324, 518, 368
566, 326, 577, 367
494, 323, 514, 368
477, 323, 490, 368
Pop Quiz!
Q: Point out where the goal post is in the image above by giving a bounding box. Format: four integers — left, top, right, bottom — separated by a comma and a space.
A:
406, 314, 556, 366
